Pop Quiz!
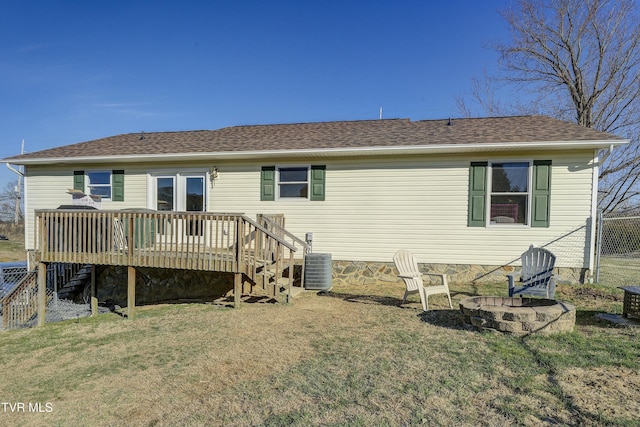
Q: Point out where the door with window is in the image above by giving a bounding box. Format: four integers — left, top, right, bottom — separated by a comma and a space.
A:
152, 173, 206, 243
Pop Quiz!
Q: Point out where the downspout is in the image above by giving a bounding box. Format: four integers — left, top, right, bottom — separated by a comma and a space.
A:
5, 160, 29, 266
6, 162, 25, 226
598, 144, 615, 165
8, 139, 26, 225
588, 144, 614, 282
5, 162, 25, 178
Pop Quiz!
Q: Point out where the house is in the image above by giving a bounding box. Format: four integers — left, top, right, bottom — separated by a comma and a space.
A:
1, 116, 628, 320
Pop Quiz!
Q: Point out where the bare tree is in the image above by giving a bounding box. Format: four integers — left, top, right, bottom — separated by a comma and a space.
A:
0, 179, 23, 224
461, 0, 640, 213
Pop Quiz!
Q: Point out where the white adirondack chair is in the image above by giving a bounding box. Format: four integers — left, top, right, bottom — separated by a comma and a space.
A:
507, 245, 556, 298
113, 218, 128, 251
393, 249, 453, 311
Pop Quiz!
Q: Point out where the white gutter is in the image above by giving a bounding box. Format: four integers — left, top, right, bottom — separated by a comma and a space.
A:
4, 139, 630, 165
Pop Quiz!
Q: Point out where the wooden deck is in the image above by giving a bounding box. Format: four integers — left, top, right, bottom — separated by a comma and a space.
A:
6, 210, 308, 327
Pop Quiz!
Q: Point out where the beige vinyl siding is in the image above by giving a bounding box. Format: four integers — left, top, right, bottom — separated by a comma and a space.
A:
22, 151, 596, 270
208, 151, 595, 269
23, 167, 71, 250
23, 165, 150, 249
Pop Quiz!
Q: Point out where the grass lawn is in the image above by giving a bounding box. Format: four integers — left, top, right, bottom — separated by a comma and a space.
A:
597, 256, 640, 288
0, 223, 25, 262
0, 278, 638, 427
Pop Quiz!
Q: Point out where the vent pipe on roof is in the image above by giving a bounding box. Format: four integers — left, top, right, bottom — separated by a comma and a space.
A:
140, 131, 145, 140
379, 107, 383, 120
447, 118, 453, 126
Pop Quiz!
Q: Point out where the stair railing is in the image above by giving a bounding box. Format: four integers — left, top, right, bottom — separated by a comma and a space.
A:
238, 216, 299, 299
1, 270, 53, 330
257, 214, 310, 288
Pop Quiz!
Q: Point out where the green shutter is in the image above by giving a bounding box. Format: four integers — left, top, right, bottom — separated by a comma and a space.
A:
468, 162, 487, 227
261, 166, 276, 201
531, 160, 551, 228
112, 170, 125, 201
73, 171, 85, 192
310, 165, 326, 201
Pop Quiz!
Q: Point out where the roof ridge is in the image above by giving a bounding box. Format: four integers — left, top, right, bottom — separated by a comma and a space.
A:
227, 118, 411, 128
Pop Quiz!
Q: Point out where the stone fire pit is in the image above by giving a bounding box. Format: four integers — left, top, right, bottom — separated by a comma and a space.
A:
459, 296, 576, 335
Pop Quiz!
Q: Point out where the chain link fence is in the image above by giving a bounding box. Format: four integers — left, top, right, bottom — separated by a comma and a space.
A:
595, 212, 640, 286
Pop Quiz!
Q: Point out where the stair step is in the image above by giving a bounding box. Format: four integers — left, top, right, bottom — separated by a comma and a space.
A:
255, 270, 276, 278
273, 286, 305, 303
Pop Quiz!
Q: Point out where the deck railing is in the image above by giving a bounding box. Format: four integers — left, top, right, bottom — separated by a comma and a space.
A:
34, 209, 301, 295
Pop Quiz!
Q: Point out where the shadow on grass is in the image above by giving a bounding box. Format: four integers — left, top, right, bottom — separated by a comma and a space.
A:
577, 309, 640, 329
417, 309, 469, 330
211, 294, 279, 307
321, 290, 470, 330
316, 290, 404, 307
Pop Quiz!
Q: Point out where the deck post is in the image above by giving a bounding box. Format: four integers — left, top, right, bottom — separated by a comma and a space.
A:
90, 264, 98, 316
37, 262, 47, 327
234, 273, 242, 308
127, 266, 136, 319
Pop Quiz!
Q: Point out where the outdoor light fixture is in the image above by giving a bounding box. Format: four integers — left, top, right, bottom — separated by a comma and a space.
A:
209, 166, 219, 187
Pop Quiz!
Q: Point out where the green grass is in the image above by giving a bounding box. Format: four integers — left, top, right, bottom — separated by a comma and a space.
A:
0, 280, 638, 426
0, 222, 25, 262
597, 256, 640, 287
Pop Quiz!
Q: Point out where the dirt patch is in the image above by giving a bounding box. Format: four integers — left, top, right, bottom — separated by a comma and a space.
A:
557, 284, 623, 313
563, 287, 621, 301
556, 366, 640, 423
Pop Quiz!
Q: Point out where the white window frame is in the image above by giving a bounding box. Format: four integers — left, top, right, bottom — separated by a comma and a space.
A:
487, 160, 532, 227
86, 170, 112, 200
148, 169, 208, 211
277, 165, 310, 201
152, 174, 177, 211
181, 173, 207, 212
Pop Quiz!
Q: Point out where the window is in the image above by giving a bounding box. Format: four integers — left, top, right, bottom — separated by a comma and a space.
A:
261, 165, 325, 201
156, 177, 175, 211
73, 170, 124, 201
489, 162, 529, 225
87, 171, 112, 199
279, 167, 309, 199
468, 160, 551, 228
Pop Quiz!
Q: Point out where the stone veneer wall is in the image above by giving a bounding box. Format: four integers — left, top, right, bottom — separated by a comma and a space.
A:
95, 266, 234, 307
331, 260, 588, 287
90, 259, 586, 305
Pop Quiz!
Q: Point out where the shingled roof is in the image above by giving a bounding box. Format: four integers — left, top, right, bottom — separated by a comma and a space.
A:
3, 116, 626, 163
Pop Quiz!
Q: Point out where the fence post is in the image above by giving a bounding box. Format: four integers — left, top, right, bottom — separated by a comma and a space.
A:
91, 265, 98, 316
37, 262, 47, 327
595, 210, 603, 284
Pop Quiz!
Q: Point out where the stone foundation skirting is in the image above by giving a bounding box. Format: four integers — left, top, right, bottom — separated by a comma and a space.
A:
331, 260, 588, 287
88, 259, 586, 305
95, 266, 234, 307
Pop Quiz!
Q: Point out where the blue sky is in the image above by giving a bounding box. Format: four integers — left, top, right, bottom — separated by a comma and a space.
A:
0, 0, 509, 188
